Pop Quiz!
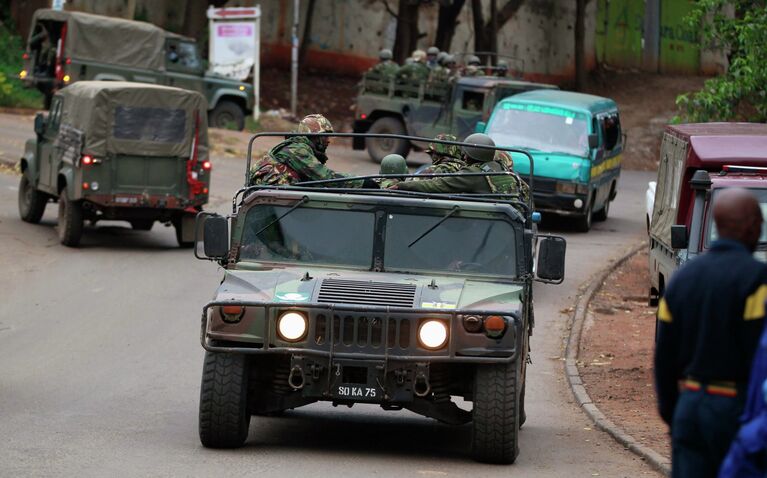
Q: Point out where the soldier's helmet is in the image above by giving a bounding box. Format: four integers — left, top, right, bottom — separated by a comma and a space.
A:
427, 134, 461, 159
462, 133, 497, 163
379, 49, 393, 61
466, 55, 481, 66
297, 114, 333, 134
380, 154, 408, 175
497, 60, 509, 70
436, 51, 448, 65
411, 50, 427, 63
426, 46, 440, 57
444, 54, 456, 66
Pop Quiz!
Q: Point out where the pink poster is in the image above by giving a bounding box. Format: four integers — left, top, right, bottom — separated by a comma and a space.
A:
217, 24, 253, 38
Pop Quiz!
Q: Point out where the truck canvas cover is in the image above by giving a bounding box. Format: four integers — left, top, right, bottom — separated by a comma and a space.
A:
57, 81, 208, 159
30, 9, 175, 71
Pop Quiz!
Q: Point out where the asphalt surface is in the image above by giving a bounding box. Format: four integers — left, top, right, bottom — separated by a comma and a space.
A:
0, 112, 658, 477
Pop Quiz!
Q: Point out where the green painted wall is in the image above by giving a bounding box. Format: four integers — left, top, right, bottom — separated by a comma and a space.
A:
595, 0, 645, 69
659, 0, 700, 74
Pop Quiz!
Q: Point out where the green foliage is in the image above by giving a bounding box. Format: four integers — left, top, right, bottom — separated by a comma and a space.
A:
676, 1, 767, 122
0, 24, 43, 109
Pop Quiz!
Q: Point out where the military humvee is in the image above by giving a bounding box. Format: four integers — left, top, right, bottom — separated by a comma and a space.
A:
352, 72, 558, 162
20, 9, 254, 130
194, 133, 566, 464
18, 81, 211, 247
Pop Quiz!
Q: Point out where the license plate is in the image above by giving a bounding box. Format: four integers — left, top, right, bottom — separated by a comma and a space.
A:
335, 385, 379, 399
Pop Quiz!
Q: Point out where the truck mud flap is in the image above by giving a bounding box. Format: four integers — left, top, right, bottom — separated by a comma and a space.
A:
179, 214, 196, 243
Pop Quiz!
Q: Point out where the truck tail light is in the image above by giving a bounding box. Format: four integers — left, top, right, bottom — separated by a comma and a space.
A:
360, 113, 367, 120
22, 53, 29, 60
202, 160, 211, 170
65, 57, 71, 65
82, 155, 93, 165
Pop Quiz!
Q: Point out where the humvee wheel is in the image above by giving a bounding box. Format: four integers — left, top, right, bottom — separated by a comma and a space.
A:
18, 175, 48, 224
58, 189, 84, 247
366, 117, 411, 163
130, 219, 154, 231
199, 351, 251, 448
472, 360, 521, 464
209, 100, 245, 131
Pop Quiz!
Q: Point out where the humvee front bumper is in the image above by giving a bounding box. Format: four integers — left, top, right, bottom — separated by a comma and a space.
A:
200, 301, 521, 404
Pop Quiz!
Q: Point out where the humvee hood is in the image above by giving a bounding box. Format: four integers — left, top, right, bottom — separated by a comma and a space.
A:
215, 268, 523, 311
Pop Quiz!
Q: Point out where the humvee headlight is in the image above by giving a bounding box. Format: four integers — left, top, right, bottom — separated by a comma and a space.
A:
277, 311, 308, 342
418, 319, 448, 350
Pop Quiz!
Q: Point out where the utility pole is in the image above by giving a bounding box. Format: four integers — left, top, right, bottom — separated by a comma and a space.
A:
291, 0, 300, 119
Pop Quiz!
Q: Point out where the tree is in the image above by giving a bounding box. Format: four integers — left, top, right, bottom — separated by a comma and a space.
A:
384, 0, 424, 63
676, 0, 767, 122
574, 0, 591, 91
470, 0, 524, 62
435, 0, 467, 51
299, 0, 317, 68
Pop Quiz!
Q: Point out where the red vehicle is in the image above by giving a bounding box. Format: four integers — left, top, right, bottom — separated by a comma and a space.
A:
648, 123, 767, 305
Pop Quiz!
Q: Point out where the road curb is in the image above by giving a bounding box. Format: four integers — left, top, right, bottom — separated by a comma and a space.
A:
564, 241, 671, 477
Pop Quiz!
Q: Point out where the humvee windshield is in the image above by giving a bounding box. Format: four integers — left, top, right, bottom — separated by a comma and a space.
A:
238, 203, 518, 276
487, 103, 589, 157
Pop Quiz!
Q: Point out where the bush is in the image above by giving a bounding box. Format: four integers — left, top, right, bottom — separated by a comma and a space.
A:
675, 1, 767, 123
0, 24, 43, 109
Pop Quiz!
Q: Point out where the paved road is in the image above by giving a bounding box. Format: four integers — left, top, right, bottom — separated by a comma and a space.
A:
0, 113, 657, 477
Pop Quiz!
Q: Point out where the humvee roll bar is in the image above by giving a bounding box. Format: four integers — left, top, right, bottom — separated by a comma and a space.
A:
244, 132, 536, 213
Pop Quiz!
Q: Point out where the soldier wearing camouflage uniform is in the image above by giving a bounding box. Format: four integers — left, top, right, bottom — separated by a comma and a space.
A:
389, 134, 525, 199
426, 47, 440, 69
377, 153, 409, 188
396, 50, 430, 84
494, 60, 509, 77
494, 150, 530, 202
418, 134, 466, 175
463, 55, 484, 77
368, 49, 399, 79
249, 114, 366, 188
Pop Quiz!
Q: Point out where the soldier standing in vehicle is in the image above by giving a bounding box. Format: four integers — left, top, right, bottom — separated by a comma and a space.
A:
377, 154, 409, 188
655, 188, 767, 478
419, 134, 466, 175
426, 47, 440, 69
389, 133, 523, 197
249, 114, 373, 188
464, 55, 484, 77
396, 50, 430, 83
494, 60, 509, 77
368, 49, 399, 79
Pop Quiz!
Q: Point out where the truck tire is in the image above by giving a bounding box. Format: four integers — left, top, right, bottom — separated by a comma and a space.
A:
173, 216, 194, 248
18, 175, 48, 224
472, 360, 521, 464
130, 219, 154, 231
199, 351, 251, 448
58, 189, 84, 247
209, 100, 245, 131
366, 117, 410, 163
593, 198, 610, 222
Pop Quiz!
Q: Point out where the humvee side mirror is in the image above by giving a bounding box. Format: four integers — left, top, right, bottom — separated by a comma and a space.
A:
536, 235, 566, 283
34, 113, 46, 136
587, 134, 599, 150
670, 225, 689, 250
195, 214, 229, 259
475, 121, 486, 133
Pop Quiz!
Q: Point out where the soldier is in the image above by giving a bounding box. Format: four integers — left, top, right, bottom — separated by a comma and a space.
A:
389, 133, 523, 197
464, 55, 484, 77
426, 46, 440, 69
494, 60, 509, 77
249, 114, 374, 188
377, 154, 409, 188
444, 54, 459, 80
418, 134, 466, 175
396, 50, 430, 84
494, 150, 530, 202
368, 48, 399, 79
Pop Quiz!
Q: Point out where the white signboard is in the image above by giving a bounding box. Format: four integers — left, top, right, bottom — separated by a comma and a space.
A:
207, 6, 261, 120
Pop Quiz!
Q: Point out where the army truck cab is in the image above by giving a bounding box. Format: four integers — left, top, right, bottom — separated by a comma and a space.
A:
193, 133, 566, 464
17, 81, 211, 247
21, 9, 254, 130
648, 123, 767, 305
481, 90, 623, 232
353, 72, 557, 162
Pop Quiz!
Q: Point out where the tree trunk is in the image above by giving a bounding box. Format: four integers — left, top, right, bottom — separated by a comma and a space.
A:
575, 0, 587, 90
299, 0, 316, 69
392, 0, 420, 64
435, 0, 466, 51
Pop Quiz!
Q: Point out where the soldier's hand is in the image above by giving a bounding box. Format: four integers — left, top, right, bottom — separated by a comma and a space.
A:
362, 179, 380, 189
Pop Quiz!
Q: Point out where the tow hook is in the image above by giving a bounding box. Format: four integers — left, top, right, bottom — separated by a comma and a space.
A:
288, 366, 305, 390
414, 372, 431, 397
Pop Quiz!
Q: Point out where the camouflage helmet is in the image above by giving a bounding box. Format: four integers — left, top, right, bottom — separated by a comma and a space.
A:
436, 51, 448, 65
427, 133, 461, 159
380, 154, 408, 175
444, 54, 456, 66
297, 114, 333, 134
466, 54, 481, 66
426, 46, 440, 56
462, 133, 496, 163
379, 48, 393, 61
411, 50, 427, 63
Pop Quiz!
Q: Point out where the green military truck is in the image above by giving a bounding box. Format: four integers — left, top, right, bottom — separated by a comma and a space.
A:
193, 132, 567, 464
20, 9, 254, 130
17, 81, 211, 247
352, 72, 557, 162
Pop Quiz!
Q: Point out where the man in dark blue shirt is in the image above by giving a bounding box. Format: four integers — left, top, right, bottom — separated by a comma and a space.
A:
655, 188, 767, 478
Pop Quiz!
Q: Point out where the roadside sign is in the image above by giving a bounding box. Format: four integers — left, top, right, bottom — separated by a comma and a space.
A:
51, 0, 66, 11
207, 6, 261, 120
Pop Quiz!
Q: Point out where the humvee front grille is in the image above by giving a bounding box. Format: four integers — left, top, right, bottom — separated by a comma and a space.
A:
314, 314, 411, 349
317, 279, 416, 308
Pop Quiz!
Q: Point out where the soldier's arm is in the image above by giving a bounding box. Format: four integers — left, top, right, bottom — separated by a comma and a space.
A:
284, 144, 364, 188
393, 174, 484, 193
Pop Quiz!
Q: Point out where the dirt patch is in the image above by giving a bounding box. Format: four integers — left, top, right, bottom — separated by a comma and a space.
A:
578, 248, 671, 459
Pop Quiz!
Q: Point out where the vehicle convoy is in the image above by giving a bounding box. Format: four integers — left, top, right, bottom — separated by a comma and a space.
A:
352, 71, 557, 162
480, 89, 623, 232
648, 123, 767, 305
17, 81, 211, 248
194, 133, 567, 464
20, 9, 254, 130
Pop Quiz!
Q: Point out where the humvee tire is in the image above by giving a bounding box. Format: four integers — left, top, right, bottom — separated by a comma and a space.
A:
209, 100, 245, 131
366, 117, 411, 163
130, 219, 154, 231
472, 360, 521, 464
18, 175, 48, 224
199, 351, 251, 448
58, 189, 84, 247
